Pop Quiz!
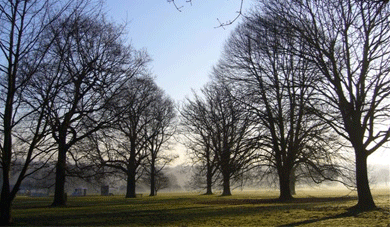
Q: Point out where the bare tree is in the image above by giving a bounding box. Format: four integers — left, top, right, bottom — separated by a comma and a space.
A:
218, 12, 346, 201
142, 170, 172, 195
182, 81, 258, 196
144, 92, 177, 196
37, 6, 150, 206
261, 0, 390, 210
90, 76, 165, 198
0, 0, 81, 224
180, 94, 219, 195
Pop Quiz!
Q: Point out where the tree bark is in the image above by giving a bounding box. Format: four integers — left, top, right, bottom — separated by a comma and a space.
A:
221, 172, 231, 196
125, 138, 137, 198
279, 169, 293, 201
0, 153, 12, 225
149, 161, 156, 196
0, 184, 12, 226
51, 145, 67, 207
1, 67, 15, 225
125, 168, 136, 198
205, 165, 213, 195
289, 167, 296, 195
353, 150, 376, 210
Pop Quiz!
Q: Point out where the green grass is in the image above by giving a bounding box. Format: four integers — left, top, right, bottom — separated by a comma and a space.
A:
11, 188, 390, 226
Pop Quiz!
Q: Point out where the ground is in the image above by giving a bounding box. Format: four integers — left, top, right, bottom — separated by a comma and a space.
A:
11, 188, 390, 226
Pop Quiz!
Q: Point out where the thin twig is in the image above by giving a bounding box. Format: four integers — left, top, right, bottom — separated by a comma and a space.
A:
168, 0, 185, 12
215, 0, 244, 29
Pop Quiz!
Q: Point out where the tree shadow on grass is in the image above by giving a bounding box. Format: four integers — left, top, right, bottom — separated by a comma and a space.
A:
14, 203, 312, 226
277, 207, 387, 227
197, 196, 355, 206
13, 196, 361, 226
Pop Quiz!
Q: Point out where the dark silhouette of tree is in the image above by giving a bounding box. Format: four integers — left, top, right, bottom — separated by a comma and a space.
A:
261, 0, 390, 210
182, 81, 258, 196
0, 0, 82, 224
180, 94, 220, 195
217, 12, 346, 201
185, 164, 221, 194
38, 6, 149, 206
142, 170, 173, 195
144, 92, 177, 196
89, 76, 168, 198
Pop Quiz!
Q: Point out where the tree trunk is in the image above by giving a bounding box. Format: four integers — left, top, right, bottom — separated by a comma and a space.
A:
125, 169, 136, 198
1, 75, 14, 225
279, 169, 293, 201
149, 162, 156, 196
51, 145, 67, 207
205, 166, 213, 195
353, 150, 376, 210
289, 167, 296, 195
0, 182, 12, 225
221, 172, 231, 196
204, 148, 213, 195
126, 139, 137, 198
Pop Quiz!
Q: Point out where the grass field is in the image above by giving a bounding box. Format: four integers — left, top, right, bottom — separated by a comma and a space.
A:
11, 188, 390, 226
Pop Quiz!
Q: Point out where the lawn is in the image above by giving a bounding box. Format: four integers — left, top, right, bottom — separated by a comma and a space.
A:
11, 188, 390, 226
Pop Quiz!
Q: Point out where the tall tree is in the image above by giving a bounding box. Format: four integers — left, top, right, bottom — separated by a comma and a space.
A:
0, 0, 79, 224
261, 0, 390, 210
218, 12, 345, 201
40, 7, 150, 206
183, 81, 258, 196
180, 94, 219, 195
90, 76, 163, 198
144, 92, 177, 196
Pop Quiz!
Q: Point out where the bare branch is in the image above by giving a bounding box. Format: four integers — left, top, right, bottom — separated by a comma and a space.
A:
215, 0, 244, 29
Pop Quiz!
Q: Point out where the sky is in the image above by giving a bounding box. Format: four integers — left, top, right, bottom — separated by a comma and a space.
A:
103, 0, 253, 165
103, 0, 388, 167
105, 0, 251, 103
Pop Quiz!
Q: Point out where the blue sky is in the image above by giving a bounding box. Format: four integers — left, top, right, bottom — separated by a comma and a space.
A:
103, 1, 389, 166
105, 0, 251, 103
